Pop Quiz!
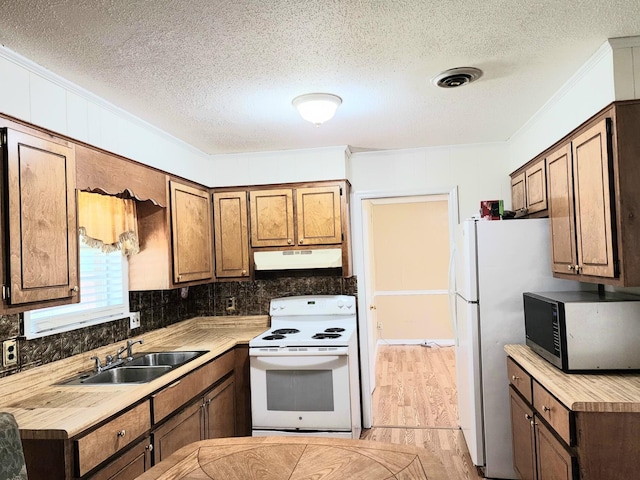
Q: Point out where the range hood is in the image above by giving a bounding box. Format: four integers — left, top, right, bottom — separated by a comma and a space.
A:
254, 248, 342, 271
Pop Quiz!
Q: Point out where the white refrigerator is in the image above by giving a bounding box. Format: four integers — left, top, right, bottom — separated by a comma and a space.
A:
453, 218, 581, 479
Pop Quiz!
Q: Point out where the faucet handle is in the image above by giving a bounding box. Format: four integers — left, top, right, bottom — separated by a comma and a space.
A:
115, 345, 127, 360
90, 356, 103, 372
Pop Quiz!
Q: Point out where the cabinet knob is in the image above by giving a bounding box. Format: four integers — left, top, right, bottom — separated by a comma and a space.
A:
542, 405, 551, 412
242, 270, 247, 276
299, 238, 304, 244
71, 285, 79, 292
574, 265, 581, 273
287, 239, 292, 245
145, 444, 153, 452
117, 429, 126, 437
178, 275, 182, 281
511, 375, 520, 382
567, 265, 574, 271
524, 413, 532, 420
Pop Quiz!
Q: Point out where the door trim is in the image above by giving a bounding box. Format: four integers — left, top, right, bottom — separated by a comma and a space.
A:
352, 186, 459, 428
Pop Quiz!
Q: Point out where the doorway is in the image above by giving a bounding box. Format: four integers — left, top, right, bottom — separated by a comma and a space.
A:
354, 188, 458, 428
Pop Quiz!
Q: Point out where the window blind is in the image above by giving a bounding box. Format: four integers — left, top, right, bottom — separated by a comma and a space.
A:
23, 240, 130, 339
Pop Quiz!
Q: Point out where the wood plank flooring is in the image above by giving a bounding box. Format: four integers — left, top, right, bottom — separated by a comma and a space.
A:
361, 344, 485, 480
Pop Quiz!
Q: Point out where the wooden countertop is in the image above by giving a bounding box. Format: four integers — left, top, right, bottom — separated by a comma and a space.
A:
135, 437, 452, 480
0, 316, 269, 439
505, 344, 640, 413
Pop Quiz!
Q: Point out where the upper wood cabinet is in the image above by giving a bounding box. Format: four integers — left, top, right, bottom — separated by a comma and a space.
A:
249, 188, 295, 247
296, 185, 342, 245
213, 191, 250, 278
511, 171, 526, 212
547, 143, 577, 275
520, 100, 640, 286
0, 128, 79, 312
169, 181, 214, 284
249, 184, 343, 248
510, 157, 547, 216
130, 179, 214, 290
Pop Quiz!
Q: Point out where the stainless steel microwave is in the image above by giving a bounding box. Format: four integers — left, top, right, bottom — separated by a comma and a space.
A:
523, 291, 640, 372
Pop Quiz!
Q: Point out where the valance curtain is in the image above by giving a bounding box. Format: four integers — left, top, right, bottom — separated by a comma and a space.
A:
77, 190, 140, 256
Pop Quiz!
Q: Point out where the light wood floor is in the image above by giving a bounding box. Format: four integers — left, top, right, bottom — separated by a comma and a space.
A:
361, 344, 484, 480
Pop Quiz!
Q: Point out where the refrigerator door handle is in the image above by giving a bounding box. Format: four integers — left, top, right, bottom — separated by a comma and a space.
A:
448, 245, 458, 342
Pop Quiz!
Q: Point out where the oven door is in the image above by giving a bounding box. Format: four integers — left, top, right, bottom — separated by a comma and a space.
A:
250, 348, 352, 431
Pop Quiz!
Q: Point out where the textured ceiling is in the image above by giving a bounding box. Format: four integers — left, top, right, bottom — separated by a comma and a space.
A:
1, 1, 640, 155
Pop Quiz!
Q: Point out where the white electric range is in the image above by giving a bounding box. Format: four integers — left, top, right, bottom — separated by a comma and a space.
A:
249, 295, 361, 439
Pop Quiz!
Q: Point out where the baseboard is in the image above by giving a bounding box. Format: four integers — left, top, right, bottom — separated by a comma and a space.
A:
377, 339, 455, 347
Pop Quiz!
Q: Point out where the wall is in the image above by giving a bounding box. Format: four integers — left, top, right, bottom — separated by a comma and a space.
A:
204, 146, 349, 187
369, 199, 452, 341
508, 37, 640, 173
0, 46, 207, 183
0, 275, 356, 378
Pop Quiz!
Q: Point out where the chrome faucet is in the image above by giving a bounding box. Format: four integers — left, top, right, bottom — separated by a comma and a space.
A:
90, 356, 104, 372
126, 338, 144, 360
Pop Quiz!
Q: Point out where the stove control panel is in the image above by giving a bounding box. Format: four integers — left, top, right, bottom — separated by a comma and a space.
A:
270, 295, 355, 316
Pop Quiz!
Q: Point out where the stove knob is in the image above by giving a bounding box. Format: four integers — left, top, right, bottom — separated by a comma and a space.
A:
279, 304, 285, 310
346, 303, 353, 309
337, 300, 345, 308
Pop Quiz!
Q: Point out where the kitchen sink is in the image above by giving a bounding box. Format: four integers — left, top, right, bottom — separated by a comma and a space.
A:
60, 350, 209, 385
127, 350, 207, 367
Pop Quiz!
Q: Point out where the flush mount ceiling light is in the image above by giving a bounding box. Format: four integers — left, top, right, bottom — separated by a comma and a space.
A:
432, 67, 483, 88
292, 93, 342, 126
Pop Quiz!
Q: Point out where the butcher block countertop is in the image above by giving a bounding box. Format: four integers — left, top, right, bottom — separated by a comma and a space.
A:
0, 315, 269, 440
505, 344, 640, 413
135, 437, 452, 480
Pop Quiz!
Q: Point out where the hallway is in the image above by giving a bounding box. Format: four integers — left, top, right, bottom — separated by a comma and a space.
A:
361, 345, 484, 479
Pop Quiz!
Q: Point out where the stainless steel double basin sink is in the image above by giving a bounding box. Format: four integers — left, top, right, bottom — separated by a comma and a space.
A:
62, 351, 208, 386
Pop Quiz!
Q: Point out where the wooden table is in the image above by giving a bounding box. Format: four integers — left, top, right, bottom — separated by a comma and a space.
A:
135, 436, 452, 480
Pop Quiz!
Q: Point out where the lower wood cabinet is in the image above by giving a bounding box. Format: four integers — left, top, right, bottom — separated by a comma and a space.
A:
87, 437, 153, 480
152, 374, 236, 464
21, 347, 246, 480
507, 354, 640, 480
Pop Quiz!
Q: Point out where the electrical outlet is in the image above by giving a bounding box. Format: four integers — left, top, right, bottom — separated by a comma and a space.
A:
130, 312, 141, 329
377, 321, 383, 330
226, 296, 236, 312
2, 339, 17, 367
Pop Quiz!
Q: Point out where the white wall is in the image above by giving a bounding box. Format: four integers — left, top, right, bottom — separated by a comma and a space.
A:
0, 46, 207, 183
349, 142, 511, 220
508, 36, 640, 173
204, 146, 349, 187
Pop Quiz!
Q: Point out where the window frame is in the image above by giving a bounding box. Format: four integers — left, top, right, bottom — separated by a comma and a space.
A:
22, 240, 130, 339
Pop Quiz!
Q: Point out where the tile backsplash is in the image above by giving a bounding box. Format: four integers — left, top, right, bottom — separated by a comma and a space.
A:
0, 275, 357, 378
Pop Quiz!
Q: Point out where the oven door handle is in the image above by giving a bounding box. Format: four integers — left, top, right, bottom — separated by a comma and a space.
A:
252, 355, 346, 368
249, 347, 349, 357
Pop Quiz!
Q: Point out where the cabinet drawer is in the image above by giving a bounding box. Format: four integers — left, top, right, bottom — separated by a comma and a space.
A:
153, 350, 235, 424
533, 381, 572, 445
507, 357, 532, 403
87, 436, 152, 480
76, 400, 151, 477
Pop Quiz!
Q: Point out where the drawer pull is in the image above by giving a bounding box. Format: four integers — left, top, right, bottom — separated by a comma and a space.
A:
117, 429, 126, 438
511, 375, 520, 381
542, 405, 551, 412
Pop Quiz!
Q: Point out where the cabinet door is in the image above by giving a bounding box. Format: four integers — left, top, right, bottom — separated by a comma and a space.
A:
152, 399, 203, 464
572, 118, 616, 278
525, 158, 547, 214
203, 375, 236, 439
509, 388, 536, 480
213, 191, 249, 278
296, 185, 342, 245
535, 417, 577, 480
547, 144, 578, 275
2, 129, 79, 305
249, 188, 294, 247
88, 437, 153, 480
511, 172, 526, 212
169, 181, 214, 283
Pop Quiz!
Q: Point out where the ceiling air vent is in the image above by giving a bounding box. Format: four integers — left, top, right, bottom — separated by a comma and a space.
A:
432, 67, 483, 88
